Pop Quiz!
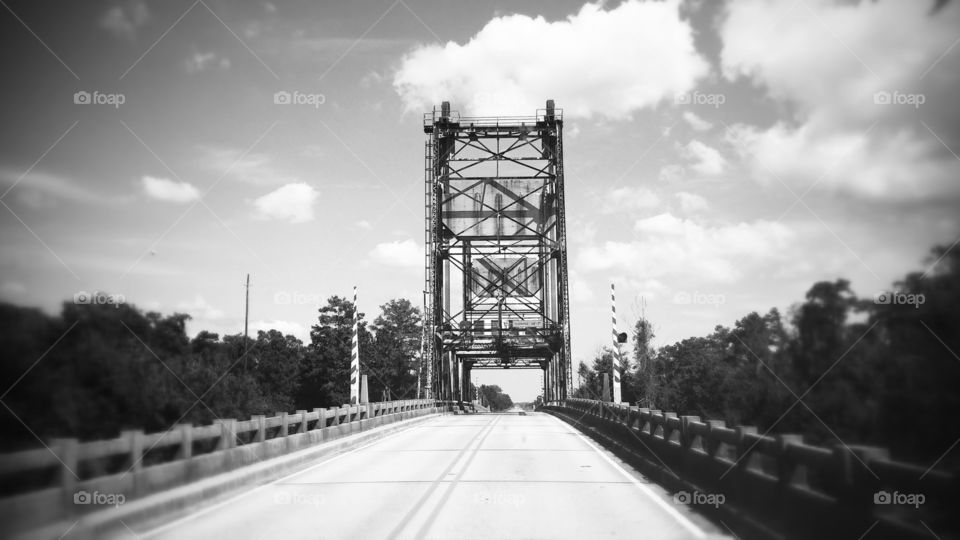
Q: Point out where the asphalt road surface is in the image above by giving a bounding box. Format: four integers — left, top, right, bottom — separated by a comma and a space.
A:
137, 412, 728, 540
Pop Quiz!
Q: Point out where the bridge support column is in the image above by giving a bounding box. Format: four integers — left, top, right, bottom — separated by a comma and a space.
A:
461, 361, 472, 406
541, 364, 549, 403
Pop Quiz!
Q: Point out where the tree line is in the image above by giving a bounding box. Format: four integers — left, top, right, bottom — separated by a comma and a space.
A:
574, 245, 959, 465
0, 296, 426, 451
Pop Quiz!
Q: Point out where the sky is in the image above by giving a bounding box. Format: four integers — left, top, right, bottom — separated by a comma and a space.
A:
1, 0, 958, 401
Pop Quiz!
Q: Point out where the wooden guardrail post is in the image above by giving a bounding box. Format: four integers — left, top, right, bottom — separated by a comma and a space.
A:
296, 410, 308, 433
312, 408, 324, 430
663, 412, 678, 443
279, 412, 289, 437
705, 420, 726, 457
775, 434, 805, 487
214, 419, 236, 450
732, 425, 757, 505
679, 416, 700, 451
51, 437, 78, 514
831, 444, 888, 536
122, 429, 145, 497
252, 416, 266, 442
176, 424, 193, 458
122, 429, 144, 473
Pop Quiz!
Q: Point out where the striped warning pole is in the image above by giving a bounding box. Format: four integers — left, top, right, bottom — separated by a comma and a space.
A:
610, 282, 622, 403
350, 285, 361, 405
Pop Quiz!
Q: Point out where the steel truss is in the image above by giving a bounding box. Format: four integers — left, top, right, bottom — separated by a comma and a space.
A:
423, 101, 572, 404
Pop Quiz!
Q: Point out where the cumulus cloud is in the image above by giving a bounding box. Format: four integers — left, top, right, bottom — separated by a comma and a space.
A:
199, 147, 296, 186
142, 176, 200, 203
1, 169, 131, 206
682, 111, 712, 131
0, 281, 26, 300
578, 213, 793, 282
185, 51, 231, 73
177, 295, 225, 320
602, 186, 661, 214
99, 0, 149, 40
569, 270, 594, 302
253, 183, 319, 223
658, 164, 685, 183
250, 320, 309, 341
369, 239, 423, 268
682, 139, 726, 175
720, 0, 960, 200
675, 192, 709, 213
393, 0, 709, 118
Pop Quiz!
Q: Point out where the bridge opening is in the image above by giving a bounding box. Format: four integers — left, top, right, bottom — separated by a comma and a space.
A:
422, 100, 573, 405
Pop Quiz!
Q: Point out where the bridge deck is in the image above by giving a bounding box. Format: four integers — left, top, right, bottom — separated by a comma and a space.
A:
134, 413, 726, 540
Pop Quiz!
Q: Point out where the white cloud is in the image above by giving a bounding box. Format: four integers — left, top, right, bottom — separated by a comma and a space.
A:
602, 186, 661, 214
569, 270, 594, 302
177, 295, 226, 320
682, 111, 712, 131
250, 320, 308, 341
393, 0, 709, 118
579, 213, 793, 283
0, 281, 26, 299
726, 122, 955, 199
99, 0, 149, 40
0, 169, 131, 206
253, 183, 319, 223
142, 176, 200, 203
356, 220, 373, 230
658, 164, 685, 183
185, 52, 231, 73
720, 0, 960, 200
682, 139, 726, 176
369, 239, 423, 268
198, 147, 295, 186
675, 192, 709, 213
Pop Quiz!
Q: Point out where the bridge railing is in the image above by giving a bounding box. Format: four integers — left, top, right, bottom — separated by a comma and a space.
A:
544, 398, 957, 539
0, 399, 447, 535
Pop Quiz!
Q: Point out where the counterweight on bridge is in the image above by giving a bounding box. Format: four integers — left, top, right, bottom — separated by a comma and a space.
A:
422, 100, 573, 403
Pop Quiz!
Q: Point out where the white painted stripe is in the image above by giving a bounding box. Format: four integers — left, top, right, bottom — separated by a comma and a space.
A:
551, 414, 708, 539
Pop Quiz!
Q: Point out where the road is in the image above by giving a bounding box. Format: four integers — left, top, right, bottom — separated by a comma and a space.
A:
137, 413, 727, 540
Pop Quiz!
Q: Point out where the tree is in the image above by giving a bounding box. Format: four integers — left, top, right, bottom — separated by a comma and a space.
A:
790, 279, 857, 384
252, 330, 304, 413
631, 317, 656, 406
478, 385, 513, 411
296, 296, 372, 409
368, 299, 422, 400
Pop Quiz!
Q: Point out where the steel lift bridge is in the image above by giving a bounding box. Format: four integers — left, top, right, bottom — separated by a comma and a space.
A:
422, 100, 572, 405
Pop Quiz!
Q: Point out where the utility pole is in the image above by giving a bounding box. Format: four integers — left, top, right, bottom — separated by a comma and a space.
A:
243, 273, 250, 371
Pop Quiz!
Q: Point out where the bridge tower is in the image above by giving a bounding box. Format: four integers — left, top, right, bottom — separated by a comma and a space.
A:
423, 100, 573, 404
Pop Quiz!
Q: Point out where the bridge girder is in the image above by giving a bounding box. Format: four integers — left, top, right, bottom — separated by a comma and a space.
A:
422, 100, 573, 404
